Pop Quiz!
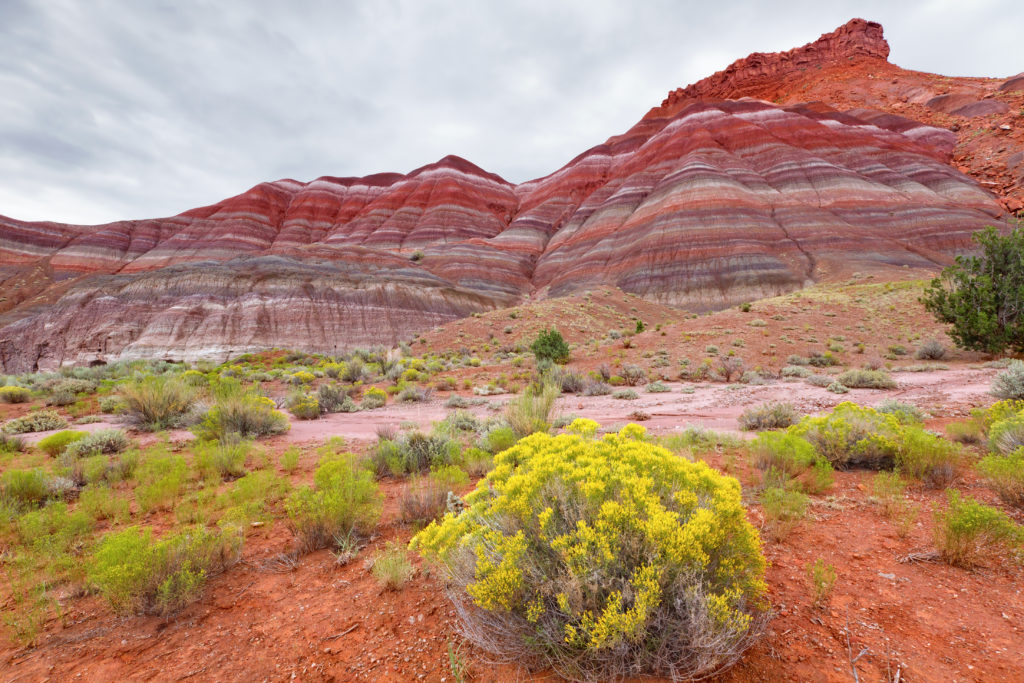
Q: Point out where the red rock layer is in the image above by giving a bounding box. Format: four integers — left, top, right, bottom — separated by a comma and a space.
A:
531, 100, 1000, 308
658, 18, 890, 110
0, 19, 1015, 370
647, 18, 1024, 214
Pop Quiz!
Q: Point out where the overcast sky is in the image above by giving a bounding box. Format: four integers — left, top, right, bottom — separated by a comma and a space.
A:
1, 0, 1021, 225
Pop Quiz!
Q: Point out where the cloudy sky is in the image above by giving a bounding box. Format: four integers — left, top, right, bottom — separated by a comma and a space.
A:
1, 0, 1021, 225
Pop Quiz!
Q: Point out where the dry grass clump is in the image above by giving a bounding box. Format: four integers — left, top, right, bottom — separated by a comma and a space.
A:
504, 381, 559, 437
120, 375, 198, 431
738, 402, 799, 431
835, 369, 897, 390
370, 542, 415, 590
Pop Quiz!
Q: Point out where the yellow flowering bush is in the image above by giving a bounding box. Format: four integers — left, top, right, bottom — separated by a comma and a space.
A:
411, 423, 767, 680
789, 402, 902, 469
290, 371, 315, 385
361, 386, 387, 409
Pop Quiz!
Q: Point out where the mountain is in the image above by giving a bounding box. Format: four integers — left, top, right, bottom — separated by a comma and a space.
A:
0, 18, 1018, 372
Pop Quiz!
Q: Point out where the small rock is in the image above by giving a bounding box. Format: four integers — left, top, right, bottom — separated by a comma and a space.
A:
1000, 124, 1012, 131
879, 572, 896, 580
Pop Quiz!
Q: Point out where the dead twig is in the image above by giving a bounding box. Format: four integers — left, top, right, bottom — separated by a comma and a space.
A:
321, 623, 360, 641
845, 614, 869, 683
897, 550, 940, 564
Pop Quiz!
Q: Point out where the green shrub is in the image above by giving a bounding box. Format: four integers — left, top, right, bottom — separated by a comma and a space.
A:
645, 380, 670, 393
285, 453, 382, 552
760, 487, 808, 540
15, 502, 93, 561
504, 381, 559, 438
620, 364, 646, 386
371, 541, 415, 590
79, 485, 130, 521
37, 430, 87, 457
134, 451, 189, 513
991, 360, 1024, 400
88, 525, 242, 616
781, 365, 812, 378
933, 490, 1023, 568
750, 432, 832, 494
739, 402, 798, 431
977, 451, 1024, 508
583, 380, 612, 396
790, 402, 901, 469
0, 432, 26, 454
875, 400, 924, 424
280, 446, 301, 472
826, 382, 848, 394
371, 432, 458, 477
0, 469, 52, 510
836, 369, 896, 390
192, 380, 289, 441
914, 339, 947, 360
3, 410, 67, 434
946, 419, 984, 445
0, 386, 31, 403
287, 393, 321, 420
316, 383, 350, 413
194, 438, 250, 481
62, 429, 130, 459
530, 328, 570, 364
806, 558, 837, 607
120, 375, 197, 430
398, 385, 431, 403
807, 351, 837, 368
411, 424, 767, 681
181, 369, 208, 386
922, 226, 1024, 354
484, 426, 517, 454
895, 428, 963, 488
554, 368, 586, 394
99, 396, 126, 414
612, 389, 638, 400
361, 386, 387, 409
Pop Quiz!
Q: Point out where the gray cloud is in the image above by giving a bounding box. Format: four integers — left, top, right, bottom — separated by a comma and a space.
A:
1, 0, 1021, 224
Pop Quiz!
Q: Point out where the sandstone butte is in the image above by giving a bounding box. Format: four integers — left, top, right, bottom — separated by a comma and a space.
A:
1, 18, 1021, 372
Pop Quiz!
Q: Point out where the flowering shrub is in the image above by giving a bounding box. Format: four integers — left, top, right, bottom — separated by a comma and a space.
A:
0, 386, 30, 404
411, 423, 767, 680
361, 386, 387, 410
288, 394, 321, 420
789, 402, 902, 469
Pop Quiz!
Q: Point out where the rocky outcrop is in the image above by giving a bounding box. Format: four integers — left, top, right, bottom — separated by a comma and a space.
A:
0, 19, 1014, 371
658, 19, 889, 112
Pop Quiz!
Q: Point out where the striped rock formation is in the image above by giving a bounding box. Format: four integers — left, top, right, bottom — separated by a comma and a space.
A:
0, 19, 1013, 371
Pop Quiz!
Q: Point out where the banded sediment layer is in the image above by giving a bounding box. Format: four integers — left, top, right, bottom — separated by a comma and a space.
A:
0, 18, 1015, 371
